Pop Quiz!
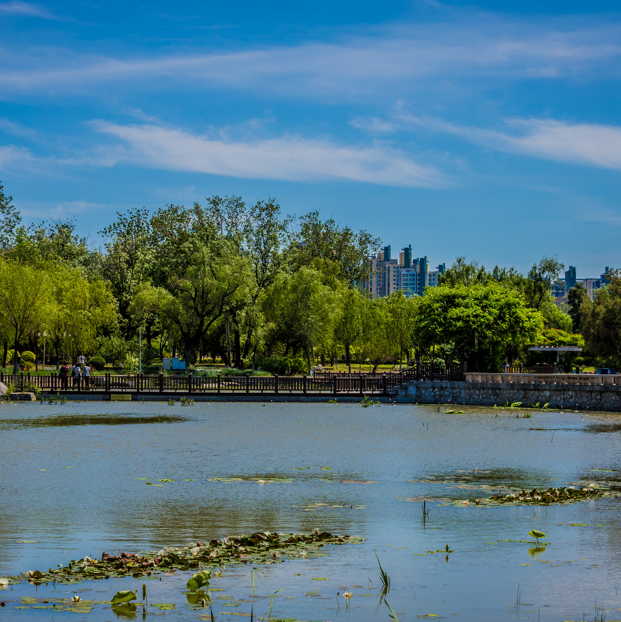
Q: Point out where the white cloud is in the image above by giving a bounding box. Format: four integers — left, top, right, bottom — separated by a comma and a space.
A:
489, 119, 621, 170
91, 121, 443, 187
350, 117, 396, 133
0, 1, 59, 19
1, 19, 620, 95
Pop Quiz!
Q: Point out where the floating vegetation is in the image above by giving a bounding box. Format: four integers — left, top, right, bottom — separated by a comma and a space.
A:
361, 395, 381, 408
452, 486, 612, 507
180, 397, 194, 406
445, 410, 465, 414
6, 531, 364, 586
0, 414, 186, 429
209, 476, 295, 484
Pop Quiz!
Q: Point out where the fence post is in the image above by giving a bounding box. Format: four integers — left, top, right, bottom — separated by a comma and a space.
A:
20, 372, 24, 393
334, 376, 338, 396
359, 374, 363, 396
158, 372, 164, 393
303, 375, 307, 395
188, 373, 192, 394
274, 375, 279, 395
246, 374, 250, 394
383, 374, 388, 396
217, 374, 221, 395
105, 372, 110, 393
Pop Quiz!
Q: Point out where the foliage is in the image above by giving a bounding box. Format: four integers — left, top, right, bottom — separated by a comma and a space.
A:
256, 354, 305, 376
536, 328, 584, 348
567, 283, 590, 332
414, 283, 544, 372
581, 270, 621, 365
20, 350, 35, 363
88, 356, 106, 371
144, 363, 162, 375
122, 354, 139, 374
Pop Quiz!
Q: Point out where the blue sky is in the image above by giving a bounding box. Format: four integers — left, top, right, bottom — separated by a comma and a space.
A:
1, 0, 620, 276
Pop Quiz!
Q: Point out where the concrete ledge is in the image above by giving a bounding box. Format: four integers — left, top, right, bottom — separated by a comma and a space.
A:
393, 380, 621, 411
9, 392, 37, 401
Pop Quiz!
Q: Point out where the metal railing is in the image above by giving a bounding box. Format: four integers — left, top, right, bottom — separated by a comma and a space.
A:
465, 373, 621, 386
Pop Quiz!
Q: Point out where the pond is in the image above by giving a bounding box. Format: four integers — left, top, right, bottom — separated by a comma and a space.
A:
1, 400, 621, 621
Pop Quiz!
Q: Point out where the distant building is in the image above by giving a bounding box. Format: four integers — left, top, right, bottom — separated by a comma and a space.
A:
366, 246, 444, 298
565, 266, 577, 291
557, 265, 612, 300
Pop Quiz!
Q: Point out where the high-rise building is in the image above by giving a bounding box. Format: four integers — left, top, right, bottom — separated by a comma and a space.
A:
366, 246, 444, 298
565, 266, 577, 291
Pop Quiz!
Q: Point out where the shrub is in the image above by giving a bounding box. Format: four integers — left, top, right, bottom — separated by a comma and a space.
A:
256, 355, 306, 376
6, 349, 18, 364
21, 351, 36, 364
122, 354, 139, 374
88, 356, 106, 371
143, 346, 160, 366
144, 363, 162, 375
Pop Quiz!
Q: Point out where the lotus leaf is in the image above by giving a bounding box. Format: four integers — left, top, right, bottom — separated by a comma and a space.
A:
187, 570, 212, 591
528, 530, 546, 543
111, 590, 137, 604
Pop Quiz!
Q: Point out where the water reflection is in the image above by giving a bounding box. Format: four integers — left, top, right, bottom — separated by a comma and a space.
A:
0, 413, 186, 428
2, 402, 621, 621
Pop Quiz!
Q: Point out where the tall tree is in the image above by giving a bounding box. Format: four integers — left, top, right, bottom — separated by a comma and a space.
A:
414, 283, 543, 372
0, 260, 50, 373
0, 181, 21, 255
567, 283, 590, 333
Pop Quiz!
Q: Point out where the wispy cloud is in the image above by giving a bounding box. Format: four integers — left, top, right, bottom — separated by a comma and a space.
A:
1, 18, 620, 95
485, 119, 621, 171
91, 121, 443, 187
350, 117, 396, 133
0, 1, 59, 20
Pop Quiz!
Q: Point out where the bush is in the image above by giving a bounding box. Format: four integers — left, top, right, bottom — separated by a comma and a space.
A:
6, 349, 18, 364
143, 346, 160, 366
144, 363, 162, 375
122, 354, 139, 374
88, 356, 106, 371
21, 351, 36, 364
257, 355, 306, 376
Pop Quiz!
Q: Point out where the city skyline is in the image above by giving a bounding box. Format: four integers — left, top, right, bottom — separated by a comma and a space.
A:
1, 0, 620, 274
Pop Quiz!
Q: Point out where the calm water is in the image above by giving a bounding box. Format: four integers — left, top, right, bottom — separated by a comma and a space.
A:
1, 400, 621, 621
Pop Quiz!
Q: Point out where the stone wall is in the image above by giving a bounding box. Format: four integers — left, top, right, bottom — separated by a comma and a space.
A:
393, 380, 621, 411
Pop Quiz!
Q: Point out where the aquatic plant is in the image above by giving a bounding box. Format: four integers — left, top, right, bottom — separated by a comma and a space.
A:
111, 590, 137, 605
187, 570, 211, 591
7, 531, 364, 586
528, 530, 545, 543
486, 486, 606, 506
180, 397, 194, 406
361, 395, 381, 408
167, 399, 176, 406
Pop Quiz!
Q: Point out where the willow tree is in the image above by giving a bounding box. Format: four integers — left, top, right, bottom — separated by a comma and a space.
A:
0, 260, 51, 373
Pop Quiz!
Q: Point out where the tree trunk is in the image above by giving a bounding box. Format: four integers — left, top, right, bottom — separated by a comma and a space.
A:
225, 312, 231, 368
346, 343, 352, 373
2, 341, 7, 369
13, 330, 19, 374
232, 313, 242, 369
146, 324, 152, 349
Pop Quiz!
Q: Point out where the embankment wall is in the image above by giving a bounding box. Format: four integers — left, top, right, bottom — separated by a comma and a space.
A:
393, 380, 621, 411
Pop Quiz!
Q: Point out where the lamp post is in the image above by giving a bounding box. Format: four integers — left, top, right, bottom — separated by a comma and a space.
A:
38, 331, 47, 370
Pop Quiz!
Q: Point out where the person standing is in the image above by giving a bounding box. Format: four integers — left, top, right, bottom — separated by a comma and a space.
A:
83, 361, 91, 389
78, 353, 86, 366
60, 362, 69, 390
72, 361, 81, 390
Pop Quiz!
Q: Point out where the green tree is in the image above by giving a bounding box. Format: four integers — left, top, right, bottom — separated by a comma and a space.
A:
0, 260, 51, 373
567, 284, 590, 332
264, 267, 339, 372
581, 271, 621, 365
334, 287, 367, 373
357, 297, 393, 372
291, 211, 381, 286
384, 291, 418, 369
413, 283, 544, 372
524, 256, 565, 310
0, 181, 21, 255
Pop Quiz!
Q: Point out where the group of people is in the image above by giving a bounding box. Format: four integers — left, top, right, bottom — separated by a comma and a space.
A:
59, 354, 91, 390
